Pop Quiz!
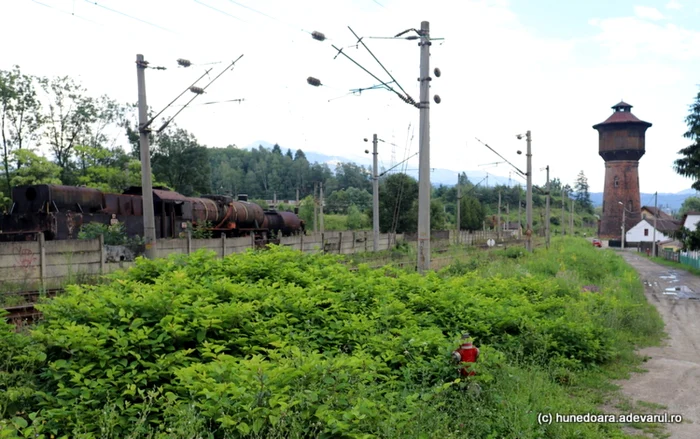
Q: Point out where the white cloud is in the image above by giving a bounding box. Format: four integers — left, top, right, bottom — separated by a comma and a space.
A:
634, 6, 666, 20
665, 0, 683, 10
0, 0, 698, 193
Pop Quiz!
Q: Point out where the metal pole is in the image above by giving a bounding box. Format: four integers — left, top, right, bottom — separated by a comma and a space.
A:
561, 189, 566, 236
497, 191, 502, 240
621, 207, 626, 249
313, 182, 318, 233
372, 134, 379, 252
652, 192, 658, 257
319, 181, 324, 233
570, 199, 574, 236
136, 54, 157, 259
518, 188, 522, 239
456, 181, 461, 244
545, 165, 550, 249
417, 20, 431, 274
525, 130, 533, 252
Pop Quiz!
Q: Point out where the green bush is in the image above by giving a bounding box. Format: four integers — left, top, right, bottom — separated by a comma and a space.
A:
0, 239, 663, 438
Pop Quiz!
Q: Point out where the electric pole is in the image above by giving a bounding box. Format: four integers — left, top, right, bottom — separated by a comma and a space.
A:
518, 188, 522, 239
456, 180, 461, 244
621, 204, 626, 249
417, 20, 431, 274
652, 191, 658, 257
570, 199, 574, 236
136, 54, 157, 259
313, 182, 318, 233
319, 181, 325, 233
506, 203, 510, 233
545, 165, 550, 249
372, 134, 379, 251
497, 191, 502, 240
525, 130, 533, 252
561, 189, 566, 236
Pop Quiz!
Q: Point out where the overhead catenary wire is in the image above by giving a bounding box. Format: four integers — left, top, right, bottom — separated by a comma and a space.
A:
475, 137, 526, 177
85, 0, 176, 33
194, 0, 247, 22
157, 55, 244, 133
31, 0, 100, 24
144, 68, 213, 129
347, 27, 414, 104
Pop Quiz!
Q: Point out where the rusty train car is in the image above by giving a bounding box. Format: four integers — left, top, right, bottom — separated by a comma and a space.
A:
0, 184, 305, 242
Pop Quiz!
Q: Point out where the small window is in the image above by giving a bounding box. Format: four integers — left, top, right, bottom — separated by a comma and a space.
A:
644, 229, 649, 236
614, 176, 619, 188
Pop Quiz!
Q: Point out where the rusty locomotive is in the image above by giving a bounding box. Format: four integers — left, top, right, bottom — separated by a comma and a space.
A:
0, 184, 305, 242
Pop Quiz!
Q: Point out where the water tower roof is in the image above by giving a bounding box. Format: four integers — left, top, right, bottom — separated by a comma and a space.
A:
593, 101, 652, 129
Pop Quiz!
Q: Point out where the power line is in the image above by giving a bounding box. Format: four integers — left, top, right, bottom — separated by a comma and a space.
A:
31, 0, 100, 24
475, 137, 526, 177
194, 0, 246, 22
227, 0, 277, 21
85, 0, 176, 33
157, 55, 244, 133
372, 0, 385, 6
347, 26, 414, 103
172, 98, 245, 107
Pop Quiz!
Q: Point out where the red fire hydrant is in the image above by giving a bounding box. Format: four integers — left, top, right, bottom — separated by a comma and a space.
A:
452, 333, 480, 377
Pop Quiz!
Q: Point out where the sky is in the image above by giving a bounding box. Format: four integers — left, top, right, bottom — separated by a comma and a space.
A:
2, 0, 700, 193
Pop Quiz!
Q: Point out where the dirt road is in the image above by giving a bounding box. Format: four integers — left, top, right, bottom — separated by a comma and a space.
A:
618, 252, 700, 438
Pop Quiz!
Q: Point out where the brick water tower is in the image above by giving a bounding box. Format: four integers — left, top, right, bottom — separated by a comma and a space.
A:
593, 101, 652, 239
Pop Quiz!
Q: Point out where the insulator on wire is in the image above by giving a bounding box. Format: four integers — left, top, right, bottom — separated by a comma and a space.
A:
311, 31, 326, 41
177, 58, 192, 67
307, 77, 322, 87
189, 86, 205, 94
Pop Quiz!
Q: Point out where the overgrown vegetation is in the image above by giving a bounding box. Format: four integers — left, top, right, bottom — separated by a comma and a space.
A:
77, 222, 144, 251
0, 239, 663, 438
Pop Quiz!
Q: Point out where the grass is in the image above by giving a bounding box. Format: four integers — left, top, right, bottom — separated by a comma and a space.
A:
649, 255, 700, 276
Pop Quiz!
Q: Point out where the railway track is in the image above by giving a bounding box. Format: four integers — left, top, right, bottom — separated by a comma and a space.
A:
2, 289, 61, 327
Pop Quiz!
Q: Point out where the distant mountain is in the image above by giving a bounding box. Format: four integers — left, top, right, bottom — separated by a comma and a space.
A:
244, 142, 696, 207
588, 192, 698, 211
244, 142, 513, 187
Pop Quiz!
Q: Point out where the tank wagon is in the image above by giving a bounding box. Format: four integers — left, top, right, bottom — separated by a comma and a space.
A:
0, 184, 305, 242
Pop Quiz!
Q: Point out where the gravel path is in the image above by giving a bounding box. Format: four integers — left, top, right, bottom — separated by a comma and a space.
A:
618, 251, 700, 438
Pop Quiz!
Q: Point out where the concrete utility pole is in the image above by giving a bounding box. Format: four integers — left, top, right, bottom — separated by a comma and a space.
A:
319, 181, 325, 233
313, 182, 318, 233
497, 191, 502, 240
545, 165, 550, 249
372, 134, 379, 252
296, 188, 299, 206
456, 181, 461, 244
561, 189, 566, 236
525, 130, 533, 252
518, 188, 522, 238
136, 54, 157, 259
506, 203, 510, 233
570, 199, 575, 236
620, 201, 626, 249
417, 20, 432, 274
652, 192, 658, 257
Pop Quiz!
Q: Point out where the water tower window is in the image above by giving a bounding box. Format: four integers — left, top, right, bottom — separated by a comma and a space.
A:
614, 176, 619, 187
628, 200, 633, 211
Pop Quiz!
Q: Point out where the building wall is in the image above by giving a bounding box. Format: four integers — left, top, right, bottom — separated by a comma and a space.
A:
600, 160, 641, 238
625, 219, 670, 243
683, 214, 700, 231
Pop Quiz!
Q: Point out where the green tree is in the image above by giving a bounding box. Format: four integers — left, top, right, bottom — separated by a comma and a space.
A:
459, 195, 485, 231
152, 127, 211, 196
378, 173, 418, 233
10, 149, 62, 186
674, 89, 700, 189
679, 196, 700, 216
42, 77, 123, 182
0, 66, 42, 194
346, 204, 363, 230
430, 198, 447, 230
574, 170, 592, 212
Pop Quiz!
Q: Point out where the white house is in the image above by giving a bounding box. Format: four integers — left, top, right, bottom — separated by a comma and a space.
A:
625, 218, 679, 243
682, 212, 700, 231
